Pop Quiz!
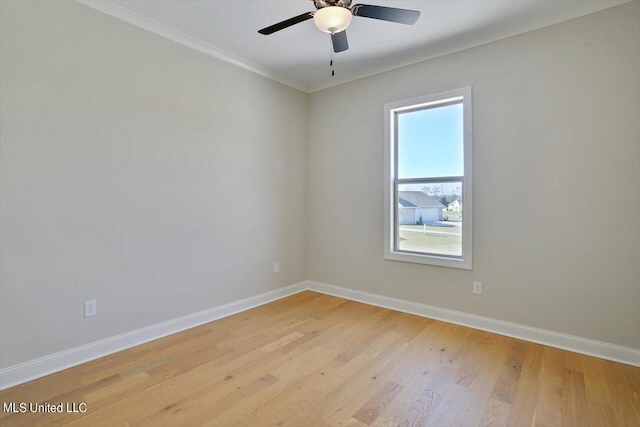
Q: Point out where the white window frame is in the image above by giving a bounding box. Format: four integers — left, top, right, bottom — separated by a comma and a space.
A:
384, 87, 473, 269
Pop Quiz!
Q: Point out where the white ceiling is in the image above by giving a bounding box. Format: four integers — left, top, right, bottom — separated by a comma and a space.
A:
78, 0, 629, 92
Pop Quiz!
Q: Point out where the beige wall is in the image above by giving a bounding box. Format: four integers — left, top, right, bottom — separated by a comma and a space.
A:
307, 2, 640, 349
1, 0, 638, 371
0, 0, 308, 368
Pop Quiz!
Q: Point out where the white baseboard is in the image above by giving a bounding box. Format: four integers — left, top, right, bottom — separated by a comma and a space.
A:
2, 279, 638, 390
306, 280, 640, 367
0, 282, 307, 390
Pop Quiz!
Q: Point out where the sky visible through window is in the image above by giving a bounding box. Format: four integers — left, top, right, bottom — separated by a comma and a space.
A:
397, 102, 463, 180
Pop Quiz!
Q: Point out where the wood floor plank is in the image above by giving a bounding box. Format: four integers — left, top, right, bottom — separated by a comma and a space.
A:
1, 291, 639, 427
479, 396, 511, 427
490, 340, 527, 405
541, 345, 566, 379
505, 342, 544, 427
533, 374, 562, 427
352, 380, 404, 425
381, 322, 472, 425
586, 400, 617, 427
582, 355, 612, 406
605, 360, 640, 427
561, 369, 587, 427
246, 322, 413, 426
450, 335, 508, 427
395, 388, 440, 427
424, 382, 468, 427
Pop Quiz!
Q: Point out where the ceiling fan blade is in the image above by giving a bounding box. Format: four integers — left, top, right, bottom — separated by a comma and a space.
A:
331, 30, 349, 53
351, 4, 420, 25
258, 12, 314, 35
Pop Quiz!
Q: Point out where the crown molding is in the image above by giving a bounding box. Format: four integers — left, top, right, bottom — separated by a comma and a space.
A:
75, 0, 309, 93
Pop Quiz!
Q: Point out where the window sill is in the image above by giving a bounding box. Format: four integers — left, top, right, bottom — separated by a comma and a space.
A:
384, 250, 472, 270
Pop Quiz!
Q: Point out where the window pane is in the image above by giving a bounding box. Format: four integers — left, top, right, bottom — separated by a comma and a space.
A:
396, 183, 462, 257
397, 102, 463, 179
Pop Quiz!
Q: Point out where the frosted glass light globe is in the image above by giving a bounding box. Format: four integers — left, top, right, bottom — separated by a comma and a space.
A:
313, 6, 352, 34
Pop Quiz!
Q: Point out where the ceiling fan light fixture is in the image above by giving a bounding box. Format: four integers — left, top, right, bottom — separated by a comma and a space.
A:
313, 6, 352, 34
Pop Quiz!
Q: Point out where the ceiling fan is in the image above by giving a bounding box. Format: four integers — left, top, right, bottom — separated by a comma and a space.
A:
258, 0, 420, 54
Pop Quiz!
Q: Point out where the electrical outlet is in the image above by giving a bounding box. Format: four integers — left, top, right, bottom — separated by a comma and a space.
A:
273, 263, 279, 274
472, 281, 482, 295
84, 300, 97, 317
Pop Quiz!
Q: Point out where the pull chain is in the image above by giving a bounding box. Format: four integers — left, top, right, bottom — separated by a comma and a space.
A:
329, 38, 335, 77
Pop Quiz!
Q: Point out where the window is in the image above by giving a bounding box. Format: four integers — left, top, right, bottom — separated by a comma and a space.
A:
384, 87, 472, 269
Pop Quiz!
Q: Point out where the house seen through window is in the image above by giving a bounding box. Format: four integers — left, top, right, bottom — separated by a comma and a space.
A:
384, 88, 472, 269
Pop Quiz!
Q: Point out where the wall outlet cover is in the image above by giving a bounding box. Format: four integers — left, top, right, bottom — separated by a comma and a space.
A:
84, 300, 97, 317
473, 282, 482, 295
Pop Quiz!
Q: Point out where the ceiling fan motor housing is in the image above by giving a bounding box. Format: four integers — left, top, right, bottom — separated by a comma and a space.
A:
313, 0, 352, 10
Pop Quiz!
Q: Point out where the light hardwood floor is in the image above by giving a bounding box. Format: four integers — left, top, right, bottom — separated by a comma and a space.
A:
1, 291, 639, 426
